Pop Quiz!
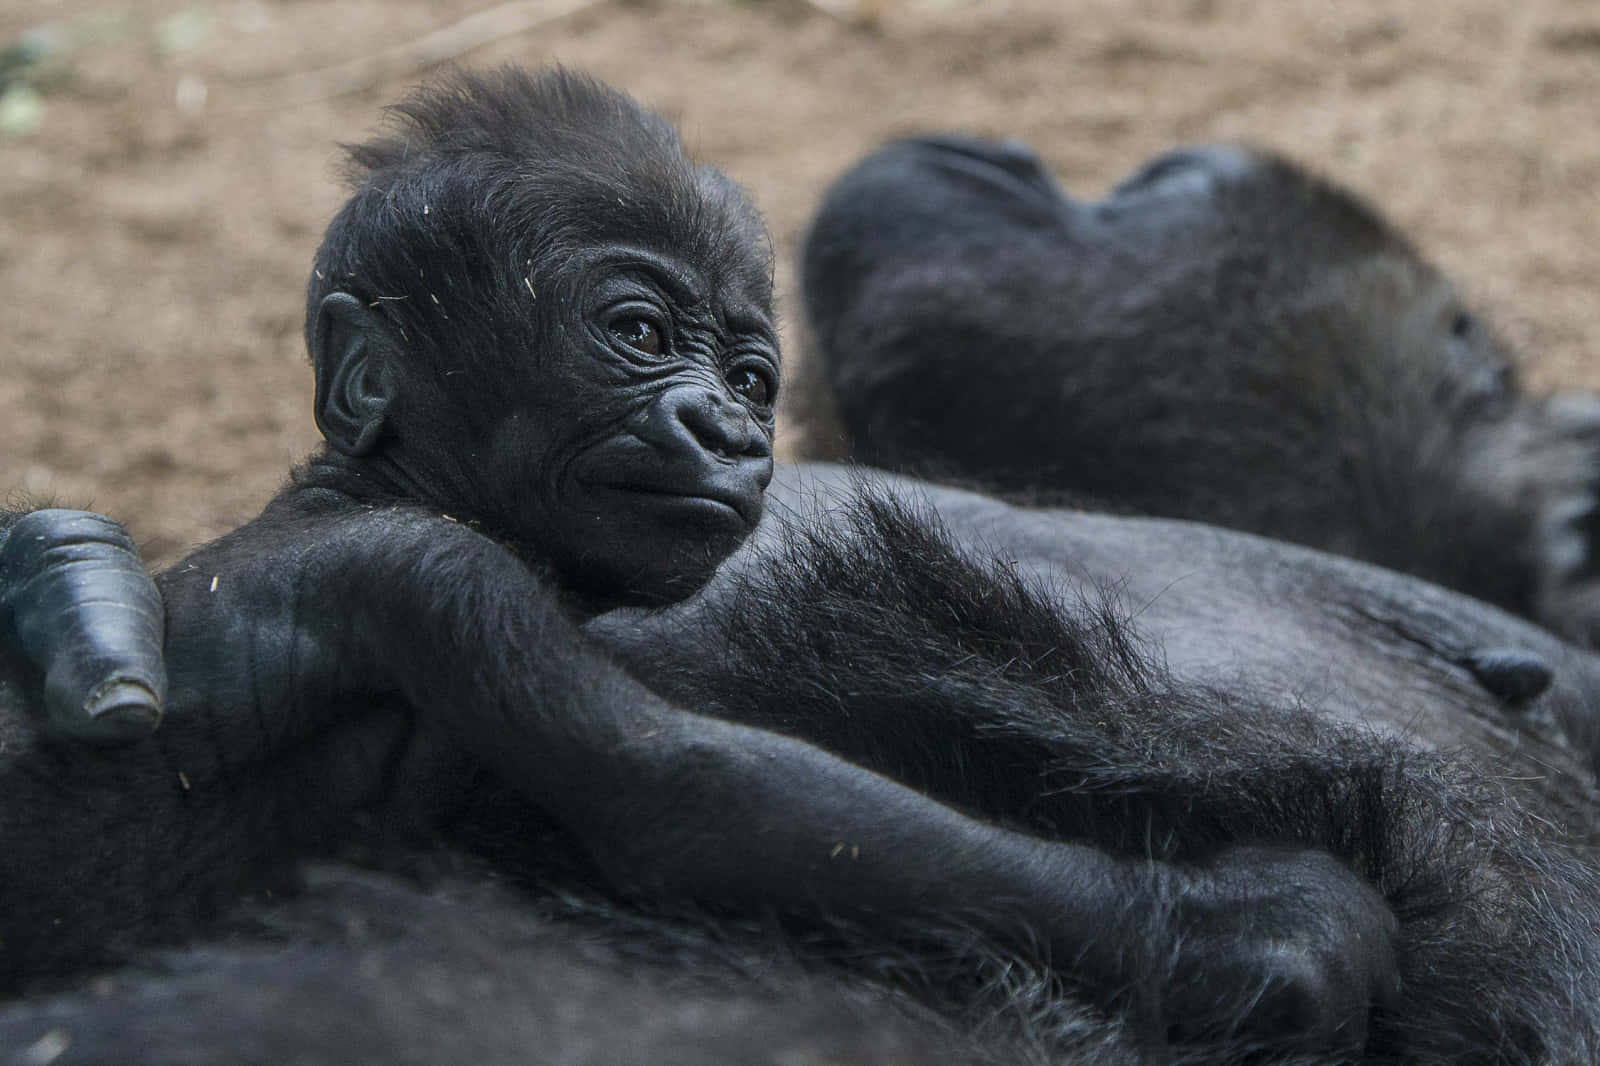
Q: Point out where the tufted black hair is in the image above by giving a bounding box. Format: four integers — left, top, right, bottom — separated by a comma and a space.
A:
303, 66, 772, 388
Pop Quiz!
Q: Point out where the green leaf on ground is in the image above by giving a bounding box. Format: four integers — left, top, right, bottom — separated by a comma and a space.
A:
0, 84, 44, 138
155, 7, 214, 56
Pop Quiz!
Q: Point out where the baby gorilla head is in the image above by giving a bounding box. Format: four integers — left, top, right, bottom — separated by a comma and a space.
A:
303, 67, 779, 608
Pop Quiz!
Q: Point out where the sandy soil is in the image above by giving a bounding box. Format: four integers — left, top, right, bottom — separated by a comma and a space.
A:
3, 0, 1598, 566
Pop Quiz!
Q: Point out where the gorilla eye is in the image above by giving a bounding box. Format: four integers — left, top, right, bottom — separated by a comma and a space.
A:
610, 317, 664, 357
727, 366, 774, 408
1450, 311, 1475, 340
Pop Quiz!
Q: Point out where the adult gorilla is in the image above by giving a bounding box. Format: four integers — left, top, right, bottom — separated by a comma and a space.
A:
4, 68, 1600, 1066
802, 138, 1600, 646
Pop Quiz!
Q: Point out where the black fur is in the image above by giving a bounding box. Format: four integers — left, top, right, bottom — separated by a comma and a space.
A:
604, 482, 1600, 1061
802, 138, 1600, 644
4, 69, 1600, 1066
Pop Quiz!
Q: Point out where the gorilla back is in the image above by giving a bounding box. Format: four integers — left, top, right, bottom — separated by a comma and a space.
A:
802, 138, 1600, 646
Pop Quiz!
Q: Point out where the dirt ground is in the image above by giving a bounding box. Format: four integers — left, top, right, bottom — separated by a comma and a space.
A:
3, 0, 1599, 567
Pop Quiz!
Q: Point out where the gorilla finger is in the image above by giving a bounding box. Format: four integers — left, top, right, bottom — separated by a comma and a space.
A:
0, 509, 166, 742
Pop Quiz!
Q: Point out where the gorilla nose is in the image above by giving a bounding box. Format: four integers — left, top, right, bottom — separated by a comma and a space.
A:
660, 387, 771, 462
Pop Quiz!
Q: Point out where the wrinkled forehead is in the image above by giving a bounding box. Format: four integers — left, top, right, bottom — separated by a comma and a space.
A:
527, 163, 775, 313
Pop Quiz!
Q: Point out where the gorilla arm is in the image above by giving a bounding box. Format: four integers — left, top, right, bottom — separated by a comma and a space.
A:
2, 499, 1397, 1050
182, 494, 1402, 1050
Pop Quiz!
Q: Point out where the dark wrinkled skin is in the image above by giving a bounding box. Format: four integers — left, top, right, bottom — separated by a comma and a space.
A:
4, 71, 1600, 1066
802, 137, 1600, 647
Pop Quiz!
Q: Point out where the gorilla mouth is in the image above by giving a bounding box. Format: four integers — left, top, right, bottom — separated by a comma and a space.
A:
590, 482, 759, 529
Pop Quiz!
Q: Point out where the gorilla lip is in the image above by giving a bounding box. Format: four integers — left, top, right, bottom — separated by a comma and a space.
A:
591, 482, 757, 527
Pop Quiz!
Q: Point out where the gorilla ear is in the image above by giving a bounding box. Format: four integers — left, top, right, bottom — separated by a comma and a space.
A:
313, 293, 395, 457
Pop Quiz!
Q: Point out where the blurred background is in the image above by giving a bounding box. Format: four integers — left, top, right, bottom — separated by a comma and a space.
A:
3, 0, 1598, 565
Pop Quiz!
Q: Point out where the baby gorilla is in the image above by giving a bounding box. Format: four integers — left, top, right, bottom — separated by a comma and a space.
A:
0, 68, 1399, 1056
304, 71, 780, 609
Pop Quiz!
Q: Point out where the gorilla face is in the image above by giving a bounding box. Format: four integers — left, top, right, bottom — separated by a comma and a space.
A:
518, 246, 779, 607
307, 71, 781, 612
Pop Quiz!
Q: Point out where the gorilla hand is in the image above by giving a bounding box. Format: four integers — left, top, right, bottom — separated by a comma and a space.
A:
1145, 846, 1401, 1054
0, 508, 166, 742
